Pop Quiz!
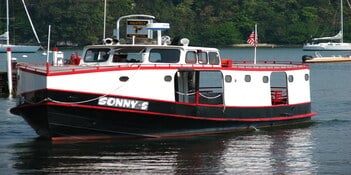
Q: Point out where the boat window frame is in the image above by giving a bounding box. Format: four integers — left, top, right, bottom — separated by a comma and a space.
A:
198, 51, 208, 64
209, 52, 220, 65
244, 75, 251, 82
149, 48, 180, 63
185, 51, 197, 64
83, 48, 111, 63
112, 47, 145, 63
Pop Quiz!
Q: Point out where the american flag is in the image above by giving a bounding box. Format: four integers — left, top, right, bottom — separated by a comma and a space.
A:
247, 31, 257, 47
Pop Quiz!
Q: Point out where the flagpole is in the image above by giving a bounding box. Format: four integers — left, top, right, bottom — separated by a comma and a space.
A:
254, 24, 257, 64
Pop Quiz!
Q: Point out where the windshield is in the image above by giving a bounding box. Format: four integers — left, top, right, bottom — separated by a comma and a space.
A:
112, 47, 145, 63
84, 48, 110, 62
149, 49, 180, 63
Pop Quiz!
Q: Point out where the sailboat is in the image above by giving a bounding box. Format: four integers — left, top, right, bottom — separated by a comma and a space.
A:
0, 0, 40, 53
303, 0, 351, 51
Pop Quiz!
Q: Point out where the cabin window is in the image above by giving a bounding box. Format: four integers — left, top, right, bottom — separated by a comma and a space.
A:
198, 52, 208, 64
225, 75, 232, 82
185, 51, 197, 64
263, 76, 269, 83
84, 48, 110, 62
149, 49, 180, 63
209, 52, 220, 65
305, 74, 309, 81
113, 54, 128, 62
112, 48, 144, 63
244, 75, 251, 82
119, 76, 129, 82
164, 75, 172, 82
288, 75, 294, 82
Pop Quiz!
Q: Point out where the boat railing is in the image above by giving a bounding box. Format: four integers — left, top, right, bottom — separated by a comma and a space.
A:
314, 51, 322, 58
16, 62, 222, 75
229, 60, 309, 69
16, 59, 309, 75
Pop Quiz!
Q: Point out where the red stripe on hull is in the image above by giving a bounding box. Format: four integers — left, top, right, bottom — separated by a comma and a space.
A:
18, 101, 316, 122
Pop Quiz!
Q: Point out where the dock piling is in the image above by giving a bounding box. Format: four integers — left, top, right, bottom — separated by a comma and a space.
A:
6, 47, 12, 98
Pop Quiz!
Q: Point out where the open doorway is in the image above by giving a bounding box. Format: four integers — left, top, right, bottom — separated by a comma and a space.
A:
175, 70, 223, 105
270, 72, 288, 105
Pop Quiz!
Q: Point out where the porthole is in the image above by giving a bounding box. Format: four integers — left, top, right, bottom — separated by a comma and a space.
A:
288, 75, 294, 82
305, 74, 309, 81
119, 76, 129, 82
244, 75, 251, 82
225, 75, 232, 82
164, 75, 172, 82
262, 76, 269, 83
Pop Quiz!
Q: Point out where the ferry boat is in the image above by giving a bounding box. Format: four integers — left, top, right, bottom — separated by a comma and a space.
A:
10, 15, 316, 140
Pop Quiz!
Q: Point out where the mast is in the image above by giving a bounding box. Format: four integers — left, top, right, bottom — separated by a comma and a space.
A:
21, 0, 41, 45
103, 0, 106, 39
6, 0, 9, 45
341, 0, 343, 43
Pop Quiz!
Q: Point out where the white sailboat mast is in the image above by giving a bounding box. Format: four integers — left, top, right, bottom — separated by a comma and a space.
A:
341, 0, 343, 43
21, 0, 41, 44
103, 0, 106, 40
6, 0, 9, 45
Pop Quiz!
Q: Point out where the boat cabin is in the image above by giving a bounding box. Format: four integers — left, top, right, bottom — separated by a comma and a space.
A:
79, 44, 221, 67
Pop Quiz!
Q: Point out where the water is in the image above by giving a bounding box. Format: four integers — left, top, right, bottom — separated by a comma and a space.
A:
1, 48, 351, 174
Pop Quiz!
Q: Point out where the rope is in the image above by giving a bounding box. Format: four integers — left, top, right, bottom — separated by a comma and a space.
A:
175, 91, 222, 100
199, 93, 222, 99
175, 91, 196, 96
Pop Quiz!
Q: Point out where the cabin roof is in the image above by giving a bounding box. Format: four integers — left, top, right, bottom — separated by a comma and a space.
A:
83, 44, 219, 52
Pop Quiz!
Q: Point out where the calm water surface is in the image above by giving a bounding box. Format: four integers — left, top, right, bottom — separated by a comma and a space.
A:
0, 48, 350, 174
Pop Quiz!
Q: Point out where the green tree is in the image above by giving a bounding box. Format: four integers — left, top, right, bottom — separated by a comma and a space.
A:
2, 0, 351, 47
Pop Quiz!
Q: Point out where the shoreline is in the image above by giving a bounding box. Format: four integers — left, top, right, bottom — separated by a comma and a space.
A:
231, 43, 302, 48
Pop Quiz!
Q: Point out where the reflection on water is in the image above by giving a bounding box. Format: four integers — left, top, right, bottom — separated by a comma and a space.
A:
221, 125, 316, 174
10, 124, 317, 174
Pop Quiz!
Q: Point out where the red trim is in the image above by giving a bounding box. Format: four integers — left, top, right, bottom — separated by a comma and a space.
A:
51, 119, 314, 142
51, 128, 245, 142
51, 135, 142, 142
21, 101, 316, 122
17, 61, 309, 77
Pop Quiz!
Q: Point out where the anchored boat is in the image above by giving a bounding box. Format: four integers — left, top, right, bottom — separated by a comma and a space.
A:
302, 0, 351, 51
10, 15, 316, 140
302, 51, 351, 63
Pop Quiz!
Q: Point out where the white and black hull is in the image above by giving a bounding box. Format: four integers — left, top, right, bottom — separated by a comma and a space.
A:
11, 89, 315, 140
10, 28, 316, 140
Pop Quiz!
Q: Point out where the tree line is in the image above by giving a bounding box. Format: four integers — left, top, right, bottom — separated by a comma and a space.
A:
1, 0, 350, 47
